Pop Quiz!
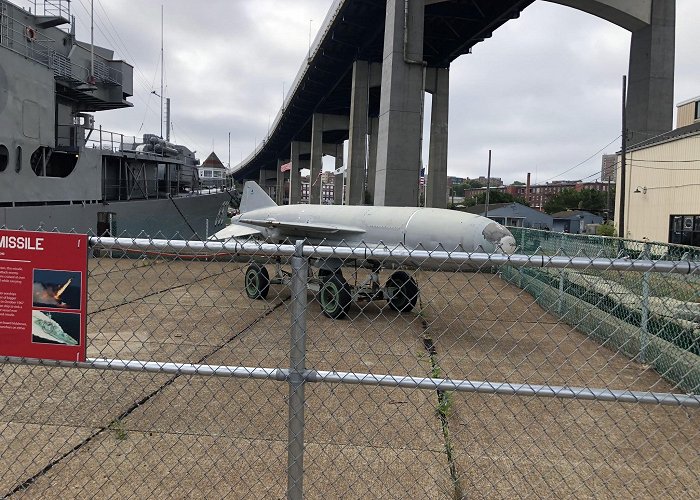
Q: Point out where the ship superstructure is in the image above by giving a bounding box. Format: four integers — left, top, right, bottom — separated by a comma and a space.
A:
0, 0, 233, 238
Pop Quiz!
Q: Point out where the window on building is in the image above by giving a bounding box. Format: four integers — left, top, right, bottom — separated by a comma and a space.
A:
695, 101, 700, 121
203, 170, 213, 177
669, 215, 700, 247
213, 171, 222, 178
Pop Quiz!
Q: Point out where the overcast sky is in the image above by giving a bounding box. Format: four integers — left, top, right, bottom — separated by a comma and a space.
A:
22, 0, 700, 184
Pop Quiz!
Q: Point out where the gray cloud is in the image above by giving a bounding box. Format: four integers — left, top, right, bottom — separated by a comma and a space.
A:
26, 0, 698, 183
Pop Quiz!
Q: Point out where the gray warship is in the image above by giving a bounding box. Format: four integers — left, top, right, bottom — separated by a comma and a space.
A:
0, 0, 235, 239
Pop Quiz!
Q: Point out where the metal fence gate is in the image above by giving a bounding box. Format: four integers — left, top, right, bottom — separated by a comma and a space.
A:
1, 234, 699, 499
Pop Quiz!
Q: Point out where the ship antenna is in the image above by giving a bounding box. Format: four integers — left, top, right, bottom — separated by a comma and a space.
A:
90, 0, 95, 84
160, 4, 164, 138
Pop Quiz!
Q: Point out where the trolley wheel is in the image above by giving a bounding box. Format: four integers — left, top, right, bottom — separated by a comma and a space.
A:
386, 271, 418, 313
319, 274, 352, 319
245, 264, 270, 300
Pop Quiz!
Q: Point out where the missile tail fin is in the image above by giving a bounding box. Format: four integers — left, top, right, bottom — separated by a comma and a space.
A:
240, 181, 278, 213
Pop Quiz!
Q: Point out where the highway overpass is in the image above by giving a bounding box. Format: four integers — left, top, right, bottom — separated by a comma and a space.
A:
230, 0, 675, 208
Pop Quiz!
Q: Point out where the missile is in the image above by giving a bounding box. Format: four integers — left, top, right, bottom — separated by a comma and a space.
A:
213, 181, 516, 254
213, 181, 516, 319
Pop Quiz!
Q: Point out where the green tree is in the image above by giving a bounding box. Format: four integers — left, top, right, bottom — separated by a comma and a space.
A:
543, 188, 607, 214
474, 191, 516, 204
451, 183, 467, 197
596, 223, 616, 236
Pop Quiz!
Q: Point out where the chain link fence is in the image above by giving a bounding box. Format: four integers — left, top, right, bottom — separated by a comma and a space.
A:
1, 232, 699, 499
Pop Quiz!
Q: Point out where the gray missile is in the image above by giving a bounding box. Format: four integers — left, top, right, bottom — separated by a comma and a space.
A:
213, 181, 516, 254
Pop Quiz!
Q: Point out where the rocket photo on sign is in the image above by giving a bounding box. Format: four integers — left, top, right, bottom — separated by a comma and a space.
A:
32, 269, 82, 310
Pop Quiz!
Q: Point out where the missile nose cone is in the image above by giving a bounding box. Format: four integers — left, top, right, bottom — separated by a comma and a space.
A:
481, 221, 516, 254
498, 234, 517, 255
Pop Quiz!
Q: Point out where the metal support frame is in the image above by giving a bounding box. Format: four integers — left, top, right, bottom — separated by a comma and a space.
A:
640, 241, 651, 363
1, 356, 697, 408
89, 238, 700, 276
288, 240, 308, 500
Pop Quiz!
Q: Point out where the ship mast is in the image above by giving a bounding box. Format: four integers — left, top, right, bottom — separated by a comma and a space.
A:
160, 4, 164, 138
90, 0, 95, 83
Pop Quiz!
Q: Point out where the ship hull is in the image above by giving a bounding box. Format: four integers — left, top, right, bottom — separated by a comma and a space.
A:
1, 191, 233, 240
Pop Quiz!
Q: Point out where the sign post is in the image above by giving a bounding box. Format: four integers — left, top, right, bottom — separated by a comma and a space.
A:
0, 230, 88, 362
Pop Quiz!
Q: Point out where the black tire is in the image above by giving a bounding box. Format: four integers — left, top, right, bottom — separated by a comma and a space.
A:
386, 271, 418, 313
319, 274, 352, 319
245, 264, 270, 300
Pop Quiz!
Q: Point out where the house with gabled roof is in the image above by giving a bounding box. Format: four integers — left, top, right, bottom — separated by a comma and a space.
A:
462, 203, 553, 230
198, 152, 227, 188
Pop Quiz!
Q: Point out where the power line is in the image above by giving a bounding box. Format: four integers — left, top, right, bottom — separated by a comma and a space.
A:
542, 135, 621, 183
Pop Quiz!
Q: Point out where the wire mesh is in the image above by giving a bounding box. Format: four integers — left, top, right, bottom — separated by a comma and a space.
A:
1, 230, 698, 499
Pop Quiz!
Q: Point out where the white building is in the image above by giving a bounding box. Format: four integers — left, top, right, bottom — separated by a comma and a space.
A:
615, 95, 700, 246
198, 152, 227, 188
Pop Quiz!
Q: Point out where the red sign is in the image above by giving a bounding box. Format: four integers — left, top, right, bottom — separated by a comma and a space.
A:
0, 230, 88, 361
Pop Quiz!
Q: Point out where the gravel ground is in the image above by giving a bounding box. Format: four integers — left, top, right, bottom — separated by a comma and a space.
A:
1, 258, 697, 498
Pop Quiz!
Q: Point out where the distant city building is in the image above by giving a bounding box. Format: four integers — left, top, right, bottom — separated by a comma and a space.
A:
198, 152, 226, 188
507, 180, 613, 211
447, 176, 502, 187
462, 186, 506, 200
320, 171, 335, 184
472, 176, 503, 187
601, 154, 617, 182
300, 175, 335, 204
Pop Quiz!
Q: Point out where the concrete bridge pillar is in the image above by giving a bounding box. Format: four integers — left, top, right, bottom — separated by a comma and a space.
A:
547, 0, 675, 143
425, 67, 449, 208
374, 0, 425, 207
366, 116, 379, 205
275, 159, 284, 204
309, 114, 324, 205
346, 60, 369, 205
627, 0, 675, 145
334, 149, 344, 205
290, 141, 302, 204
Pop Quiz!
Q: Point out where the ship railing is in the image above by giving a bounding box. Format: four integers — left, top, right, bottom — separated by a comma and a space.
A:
84, 126, 137, 153
54, 49, 123, 86
0, 7, 121, 87
1, 14, 53, 66
41, 0, 71, 20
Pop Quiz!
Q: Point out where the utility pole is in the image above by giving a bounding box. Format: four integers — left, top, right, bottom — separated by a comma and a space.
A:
618, 75, 627, 239
485, 150, 492, 218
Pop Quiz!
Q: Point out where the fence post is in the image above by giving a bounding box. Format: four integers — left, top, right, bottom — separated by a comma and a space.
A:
640, 241, 651, 363
558, 270, 565, 315
288, 240, 308, 500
